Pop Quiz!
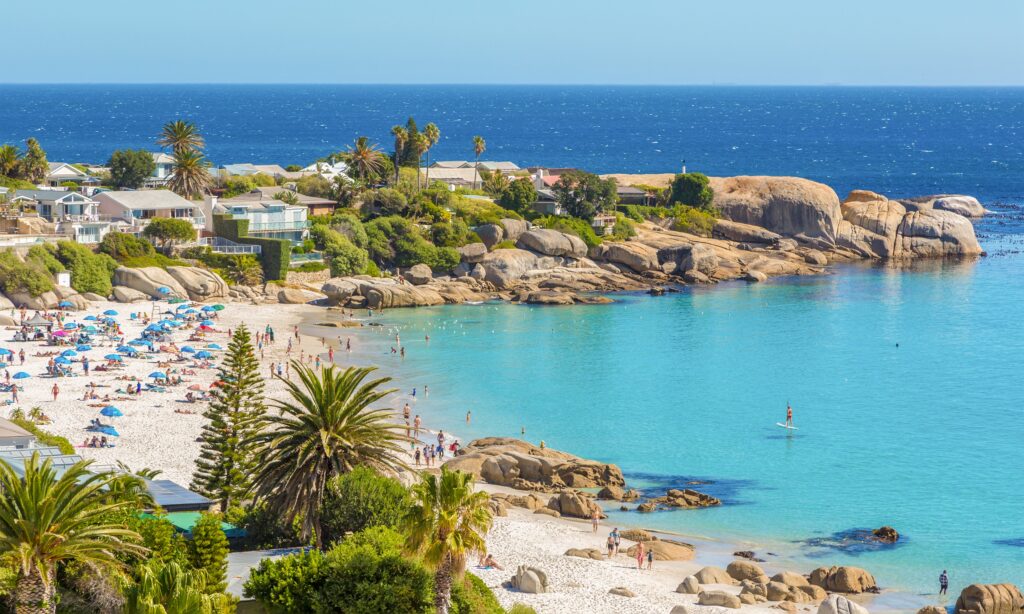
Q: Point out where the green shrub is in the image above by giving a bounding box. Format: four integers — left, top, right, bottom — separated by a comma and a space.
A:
245, 527, 433, 614
99, 232, 156, 261
670, 204, 717, 237
451, 573, 504, 614
9, 417, 73, 454
320, 467, 411, 546
364, 261, 382, 277
127, 514, 190, 567
492, 240, 516, 250
0, 250, 54, 296
26, 245, 64, 275
213, 214, 290, 281
294, 174, 333, 199
369, 188, 408, 216
668, 172, 714, 210
292, 261, 327, 273
611, 214, 636, 240
535, 216, 602, 248
450, 196, 520, 226
225, 504, 302, 551
497, 178, 537, 216
507, 605, 538, 614
430, 219, 478, 248
53, 241, 113, 296
325, 235, 369, 277
365, 216, 449, 269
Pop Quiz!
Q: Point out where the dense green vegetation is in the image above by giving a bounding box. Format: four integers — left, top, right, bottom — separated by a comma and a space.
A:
108, 149, 156, 189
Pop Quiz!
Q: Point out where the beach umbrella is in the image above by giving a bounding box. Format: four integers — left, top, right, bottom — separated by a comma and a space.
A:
200, 320, 214, 327
183, 308, 198, 315
83, 315, 97, 321
83, 325, 99, 333
145, 324, 162, 332
148, 371, 167, 379
12, 372, 29, 380
206, 343, 222, 350
104, 354, 123, 361
52, 330, 67, 337
201, 305, 215, 312
180, 346, 196, 353
76, 344, 91, 351
54, 357, 72, 365
63, 322, 78, 329
0, 349, 11, 356
98, 426, 119, 437
157, 286, 171, 295
168, 297, 186, 304
100, 406, 122, 418
194, 351, 213, 359
128, 339, 148, 347
103, 309, 118, 316
61, 349, 77, 357
211, 304, 225, 311
57, 300, 74, 308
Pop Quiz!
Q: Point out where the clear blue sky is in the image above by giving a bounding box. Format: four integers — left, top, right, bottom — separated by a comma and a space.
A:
7, 0, 1023, 85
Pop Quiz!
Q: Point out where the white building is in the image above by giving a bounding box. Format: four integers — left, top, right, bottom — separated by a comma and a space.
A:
10, 189, 115, 244
44, 162, 98, 187
94, 190, 206, 235
210, 194, 309, 245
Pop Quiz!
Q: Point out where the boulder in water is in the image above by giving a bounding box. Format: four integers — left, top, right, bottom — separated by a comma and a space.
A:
955, 583, 1024, 614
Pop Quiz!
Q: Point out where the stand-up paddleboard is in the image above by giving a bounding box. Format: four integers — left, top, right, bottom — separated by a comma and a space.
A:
776, 422, 798, 430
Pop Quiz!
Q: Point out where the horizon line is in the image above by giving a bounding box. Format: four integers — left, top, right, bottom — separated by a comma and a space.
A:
1, 82, 1024, 88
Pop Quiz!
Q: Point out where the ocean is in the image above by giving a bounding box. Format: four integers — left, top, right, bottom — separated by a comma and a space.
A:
4, 85, 1024, 597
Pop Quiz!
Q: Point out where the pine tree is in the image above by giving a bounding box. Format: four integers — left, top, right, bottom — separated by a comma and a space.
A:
191, 324, 265, 511
187, 512, 229, 593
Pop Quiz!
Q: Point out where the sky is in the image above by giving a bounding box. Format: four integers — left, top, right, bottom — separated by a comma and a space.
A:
5, 0, 1023, 85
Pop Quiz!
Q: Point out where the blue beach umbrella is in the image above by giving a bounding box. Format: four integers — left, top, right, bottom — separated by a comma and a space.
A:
12, 372, 29, 380
180, 346, 196, 353
98, 426, 119, 437
104, 354, 122, 361
54, 357, 71, 365
194, 351, 213, 359
76, 344, 91, 351
206, 343, 222, 350
0, 349, 11, 356
63, 322, 77, 329
200, 320, 214, 327
116, 345, 136, 353
83, 315, 97, 321
61, 349, 77, 357
100, 406, 123, 417
128, 339, 148, 347
57, 300, 74, 308
83, 325, 98, 333
148, 371, 167, 379
157, 286, 171, 294
201, 305, 215, 312
103, 309, 118, 316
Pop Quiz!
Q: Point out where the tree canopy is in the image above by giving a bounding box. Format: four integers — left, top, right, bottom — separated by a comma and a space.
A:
108, 149, 156, 189
142, 217, 197, 249
551, 170, 617, 221
668, 172, 714, 210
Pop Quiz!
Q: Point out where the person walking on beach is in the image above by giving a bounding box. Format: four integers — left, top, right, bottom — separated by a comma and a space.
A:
635, 542, 645, 570
328, 347, 334, 363
606, 533, 615, 558
403, 403, 411, 421
612, 528, 621, 555
785, 403, 794, 427
646, 547, 654, 570
939, 570, 949, 595
591, 509, 600, 533
51, 382, 60, 401
414, 446, 421, 466
414, 415, 421, 438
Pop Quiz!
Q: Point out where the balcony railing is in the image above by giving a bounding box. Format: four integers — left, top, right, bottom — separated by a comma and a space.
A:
235, 218, 310, 232
197, 236, 262, 255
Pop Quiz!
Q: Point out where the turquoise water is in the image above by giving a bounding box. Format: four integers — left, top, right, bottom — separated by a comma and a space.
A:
328, 235, 1024, 597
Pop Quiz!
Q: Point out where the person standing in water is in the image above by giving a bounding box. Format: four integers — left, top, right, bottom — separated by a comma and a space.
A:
785, 403, 794, 427
939, 570, 949, 595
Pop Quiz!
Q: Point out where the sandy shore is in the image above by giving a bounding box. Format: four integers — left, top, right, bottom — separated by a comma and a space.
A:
8, 299, 933, 613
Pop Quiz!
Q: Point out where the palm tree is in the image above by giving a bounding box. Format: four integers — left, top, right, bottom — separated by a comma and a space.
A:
472, 136, 486, 190
403, 467, 493, 614
250, 363, 408, 548
225, 255, 263, 286
0, 454, 146, 614
0, 144, 21, 177
423, 123, 441, 187
342, 136, 388, 184
168, 150, 212, 199
126, 560, 233, 614
390, 126, 408, 185
157, 120, 205, 155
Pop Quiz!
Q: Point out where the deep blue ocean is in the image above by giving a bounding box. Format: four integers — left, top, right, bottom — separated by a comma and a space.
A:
4, 85, 1024, 602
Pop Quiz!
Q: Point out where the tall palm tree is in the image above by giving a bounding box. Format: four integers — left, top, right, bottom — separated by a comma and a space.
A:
403, 467, 493, 614
250, 363, 408, 548
168, 150, 212, 199
0, 144, 21, 177
423, 123, 440, 187
342, 136, 388, 184
157, 120, 205, 155
390, 126, 408, 185
472, 135, 486, 190
0, 454, 146, 614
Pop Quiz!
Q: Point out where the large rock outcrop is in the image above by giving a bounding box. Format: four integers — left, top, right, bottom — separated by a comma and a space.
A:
809, 566, 878, 594
955, 583, 1024, 614
625, 538, 695, 561
479, 249, 539, 289
444, 437, 624, 491
714, 218, 782, 244
112, 267, 189, 300
508, 565, 548, 594
817, 594, 871, 614
896, 209, 983, 258
165, 266, 229, 301
516, 229, 587, 258
500, 218, 529, 242
591, 242, 660, 273
710, 176, 843, 243
112, 286, 149, 303
901, 194, 988, 218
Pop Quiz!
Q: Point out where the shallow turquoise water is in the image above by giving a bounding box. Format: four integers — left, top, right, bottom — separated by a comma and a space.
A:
325, 239, 1024, 596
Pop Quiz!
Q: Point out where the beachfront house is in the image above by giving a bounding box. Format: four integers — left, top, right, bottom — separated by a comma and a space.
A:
9, 189, 115, 243
301, 160, 350, 182
0, 418, 36, 448
95, 190, 206, 235
212, 194, 309, 245
218, 163, 301, 180
44, 162, 99, 188
591, 212, 617, 236
532, 188, 565, 216
222, 186, 337, 216
144, 152, 176, 187
430, 160, 520, 172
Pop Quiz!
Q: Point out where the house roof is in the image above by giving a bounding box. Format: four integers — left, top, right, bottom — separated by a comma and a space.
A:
430, 160, 472, 169
421, 168, 479, 183
152, 152, 175, 164
95, 190, 194, 210
13, 189, 95, 203
144, 479, 214, 512
46, 162, 89, 178
617, 186, 647, 195
541, 175, 561, 187
0, 418, 33, 440
477, 161, 520, 171
223, 187, 335, 207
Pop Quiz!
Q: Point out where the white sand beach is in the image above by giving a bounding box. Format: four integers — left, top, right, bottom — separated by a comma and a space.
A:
2, 299, 927, 613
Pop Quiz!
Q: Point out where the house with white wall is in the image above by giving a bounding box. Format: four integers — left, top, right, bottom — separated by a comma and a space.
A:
94, 190, 206, 235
